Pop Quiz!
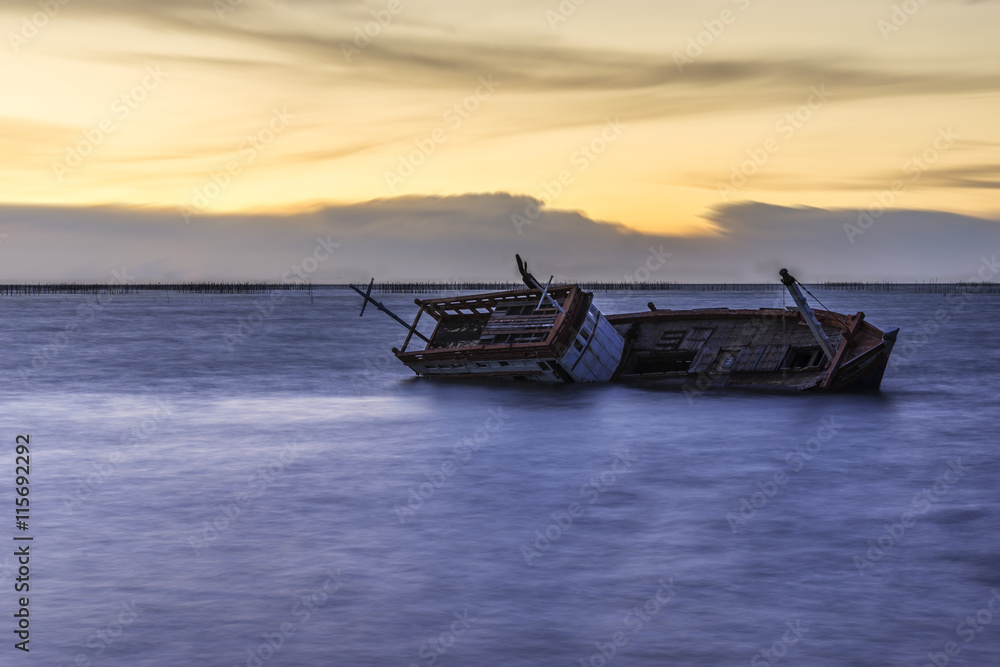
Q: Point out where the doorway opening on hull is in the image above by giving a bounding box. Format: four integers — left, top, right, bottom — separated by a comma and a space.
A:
784, 346, 824, 369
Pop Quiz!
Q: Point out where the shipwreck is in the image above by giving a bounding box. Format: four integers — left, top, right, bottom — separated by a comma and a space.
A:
350, 257, 898, 392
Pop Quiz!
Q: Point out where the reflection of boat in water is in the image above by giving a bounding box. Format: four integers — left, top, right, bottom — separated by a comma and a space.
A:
351, 257, 898, 392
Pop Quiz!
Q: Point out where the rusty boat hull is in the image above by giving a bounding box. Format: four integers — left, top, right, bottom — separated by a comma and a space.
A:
607, 306, 897, 393
354, 261, 898, 393
386, 287, 897, 392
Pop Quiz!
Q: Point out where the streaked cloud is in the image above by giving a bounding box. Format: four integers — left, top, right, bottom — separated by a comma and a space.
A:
0, 196, 996, 283
1, 0, 999, 276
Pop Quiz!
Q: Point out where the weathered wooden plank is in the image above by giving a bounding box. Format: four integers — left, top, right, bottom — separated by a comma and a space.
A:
755, 345, 790, 371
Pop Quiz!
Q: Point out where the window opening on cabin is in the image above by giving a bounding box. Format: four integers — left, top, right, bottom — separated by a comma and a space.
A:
680, 327, 714, 350
712, 349, 740, 372
784, 347, 823, 369
655, 330, 685, 351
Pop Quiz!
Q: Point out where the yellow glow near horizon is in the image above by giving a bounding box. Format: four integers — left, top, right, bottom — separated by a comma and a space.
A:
1, 0, 999, 234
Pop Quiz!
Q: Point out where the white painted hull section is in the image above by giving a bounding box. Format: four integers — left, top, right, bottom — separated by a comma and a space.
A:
409, 304, 626, 383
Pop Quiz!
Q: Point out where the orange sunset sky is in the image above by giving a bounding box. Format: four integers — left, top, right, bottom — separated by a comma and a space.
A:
1, 0, 998, 281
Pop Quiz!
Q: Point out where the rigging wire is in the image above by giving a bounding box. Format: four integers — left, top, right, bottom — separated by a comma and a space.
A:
781, 282, 786, 346
797, 280, 848, 327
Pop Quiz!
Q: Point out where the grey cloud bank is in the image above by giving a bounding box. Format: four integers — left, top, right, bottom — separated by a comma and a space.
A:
0, 195, 996, 283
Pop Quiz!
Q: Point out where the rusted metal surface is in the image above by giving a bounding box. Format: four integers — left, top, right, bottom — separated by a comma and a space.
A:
609, 305, 895, 391
374, 279, 897, 392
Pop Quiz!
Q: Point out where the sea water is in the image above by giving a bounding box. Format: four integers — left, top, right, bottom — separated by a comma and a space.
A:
1, 288, 998, 666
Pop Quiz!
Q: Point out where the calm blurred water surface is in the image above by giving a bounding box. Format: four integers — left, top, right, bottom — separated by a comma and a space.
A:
1, 288, 998, 666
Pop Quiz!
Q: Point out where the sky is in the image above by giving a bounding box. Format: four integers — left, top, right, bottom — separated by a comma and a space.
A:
1, 0, 998, 281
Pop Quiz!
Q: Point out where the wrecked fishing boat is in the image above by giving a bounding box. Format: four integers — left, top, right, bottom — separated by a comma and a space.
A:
350, 257, 898, 392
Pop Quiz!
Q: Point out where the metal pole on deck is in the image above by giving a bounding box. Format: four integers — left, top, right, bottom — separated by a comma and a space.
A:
349, 282, 430, 343
779, 269, 836, 361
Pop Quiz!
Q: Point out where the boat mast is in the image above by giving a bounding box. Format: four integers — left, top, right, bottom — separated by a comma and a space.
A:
779, 268, 835, 361
349, 279, 430, 343
515, 254, 566, 313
